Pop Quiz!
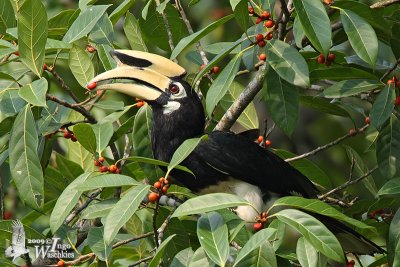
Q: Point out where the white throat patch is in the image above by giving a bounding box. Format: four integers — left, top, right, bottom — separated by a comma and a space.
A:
163, 101, 181, 114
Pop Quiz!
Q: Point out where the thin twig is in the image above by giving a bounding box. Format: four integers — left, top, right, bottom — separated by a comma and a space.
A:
152, 201, 160, 248
286, 124, 369, 162
380, 57, 400, 82
129, 255, 154, 267
47, 66, 81, 103
64, 189, 102, 225
157, 206, 177, 245
318, 167, 378, 200
349, 156, 356, 181
155, 0, 175, 53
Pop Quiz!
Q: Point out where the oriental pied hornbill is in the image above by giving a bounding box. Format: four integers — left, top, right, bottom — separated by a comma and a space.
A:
89, 50, 383, 255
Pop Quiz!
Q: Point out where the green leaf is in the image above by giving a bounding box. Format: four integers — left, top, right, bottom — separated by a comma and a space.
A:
148, 235, 176, 267
266, 40, 310, 87
0, 90, 26, 116
377, 178, 400, 198
171, 14, 234, 59
234, 228, 277, 266
78, 174, 140, 191
388, 208, 400, 266
0, 0, 16, 33
73, 123, 97, 154
88, 227, 112, 261
63, 5, 110, 43
125, 156, 194, 175
203, 42, 242, 54
293, 0, 331, 55
89, 13, 114, 46
300, 96, 350, 117
0, 116, 15, 137
271, 196, 377, 236
18, 77, 47, 107
189, 247, 217, 266
321, 79, 381, 98
124, 11, 147, 51
220, 82, 259, 130
91, 122, 113, 154
104, 184, 150, 244
48, 9, 79, 37
274, 209, 344, 262
172, 193, 254, 217
232, 0, 248, 31
268, 219, 286, 251
296, 237, 318, 267
97, 44, 117, 70
55, 153, 84, 181
376, 118, 400, 178
370, 84, 396, 130
197, 212, 229, 266
166, 135, 208, 177
263, 68, 299, 136
310, 67, 378, 82
171, 248, 195, 267
340, 9, 378, 67
109, 0, 135, 25
206, 53, 242, 117
50, 172, 93, 233
236, 242, 276, 267
81, 199, 118, 219
9, 105, 44, 210
69, 45, 95, 87
17, 0, 47, 77
293, 16, 305, 48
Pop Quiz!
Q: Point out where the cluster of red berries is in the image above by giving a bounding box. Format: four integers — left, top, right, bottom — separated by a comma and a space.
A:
253, 211, 268, 232
3, 210, 12, 220
87, 44, 96, 53
148, 177, 170, 203
62, 129, 77, 142
199, 64, 219, 74
255, 32, 273, 48
346, 259, 355, 267
365, 116, 370, 125
94, 156, 121, 174
317, 53, 335, 66
248, 6, 274, 47
256, 135, 271, 147
387, 76, 400, 106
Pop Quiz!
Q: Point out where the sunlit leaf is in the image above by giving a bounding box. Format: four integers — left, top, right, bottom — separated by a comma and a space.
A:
18, 78, 47, 107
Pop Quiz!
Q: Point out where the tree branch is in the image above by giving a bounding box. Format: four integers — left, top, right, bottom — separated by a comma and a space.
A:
155, 0, 175, 53
47, 66, 81, 103
380, 57, 400, 82
370, 0, 400, 8
64, 189, 102, 225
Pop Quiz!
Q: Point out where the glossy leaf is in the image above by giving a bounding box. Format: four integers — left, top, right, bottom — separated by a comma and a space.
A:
321, 79, 381, 98
124, 11, 147, 51
81, 199, 118, 219
87, 227, 111, 261
0, 0, 16, 33
109, 0, 135, 25
89, 13, 113, 46
340, 9, 378, 67
18, 78, 47, 107
50, 172, 93, 233
266, 40, 310, 87
148, 235, 176, 267
310, 67, 378, 82
236, 242, 276, 267
206, 53, 242, 117
172, 193, 254, 217
234, 228, 276, 266
370, 84, 396, 130
167, 135, 208, 177
197, 212, 229, 266
63, 5, 110, 43
171, 14, 234, 59
48, 9, 79, 37
220, 82, 259, 130
293, 0, 331, 55
126, 156, 194, 175
17, 0, 47, 77
171, 248, 195, 267
388, 208, 400, 266
69, 45, 95, 87
97, 44, 116, 70
55, 153, 84, 181
264, 68, 299, 136
296, 237, 318, 267
9, 105, 44, 210
91, 122, 113, 154
293, 16, 305, 48
232, 0, 248, 31
73, 123, 97, 154
104, 184, 150, 244
78, 174, 140, 191
273, 209, 344, 262
0, 90, 26, 116
377, 178, 400, 197
376, 118, 400, 178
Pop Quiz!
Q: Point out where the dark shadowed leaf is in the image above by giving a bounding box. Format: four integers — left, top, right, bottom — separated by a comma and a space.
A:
388, 208, 400, 266
369, 84, 396, 130
0, 0, 16, 33
376, 118, 400, 178
300, 96, 350, 117
377, 178, 400, 198
148, 235, 176, 267
73, 123, 97, 154
310, 67, 378, 82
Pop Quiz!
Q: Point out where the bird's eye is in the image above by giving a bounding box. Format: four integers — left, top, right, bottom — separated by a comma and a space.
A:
169, 84, 180, 94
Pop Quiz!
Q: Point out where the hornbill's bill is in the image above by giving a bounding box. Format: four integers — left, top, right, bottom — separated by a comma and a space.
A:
90, 50, 383, 255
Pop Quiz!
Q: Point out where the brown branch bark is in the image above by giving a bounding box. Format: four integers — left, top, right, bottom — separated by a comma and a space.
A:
370, 0, 400, 8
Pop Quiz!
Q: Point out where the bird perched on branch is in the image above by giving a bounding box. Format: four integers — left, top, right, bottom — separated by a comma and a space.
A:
89, 50, 383, 255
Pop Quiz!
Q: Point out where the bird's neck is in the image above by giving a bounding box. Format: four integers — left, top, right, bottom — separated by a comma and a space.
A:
151, 100, 205, 162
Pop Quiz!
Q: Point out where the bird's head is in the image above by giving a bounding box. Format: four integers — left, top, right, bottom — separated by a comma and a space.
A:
89, 50, 201, 115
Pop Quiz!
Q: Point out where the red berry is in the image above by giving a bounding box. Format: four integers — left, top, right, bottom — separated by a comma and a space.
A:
348, 259, 355, 266
265, 140, 271, 147
327, 53, 335, 62
255, 34, 264, 42
253, 222, 263, 232
349, 129, 357, 136
43, 63, 47, 70
258, 40, 266, 47
257, 135, 263, 143
261, 211, 267, 218
395, 96, 400, 106
264, 20, 274, 28
164, 179, 169, 184
255, 17, 262, 24
14, 51, 20, 56
63, 131, 71, 139
317, 54, 325, 64
115, 168, 121, 174
109, 165, 117, 173
154, 181, 162, 189
365, 116, 370, 124
148, 192, 159, 203
261, 11, 270, 20
100, 166, 109, 173
200, 64, 206, 70
248, 6, 254, 14
159, 177, 165, 183
99, 157, 105, 163
387, 79, 394, 85
70, 135, 77, 142
259, 53, 266, 61
137, 101, 144, 108
57, 260, 65, 267
87, 46, 96, 53
212, 66, 219, 74
94, 160, 100, 166
4, 211, 12, 220
265, 32, 273, 40
162, 186, 168, 193
87, 81, 97, 90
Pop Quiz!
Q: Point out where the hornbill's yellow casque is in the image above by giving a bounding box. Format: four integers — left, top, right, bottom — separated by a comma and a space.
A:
90, 50, 383, 255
